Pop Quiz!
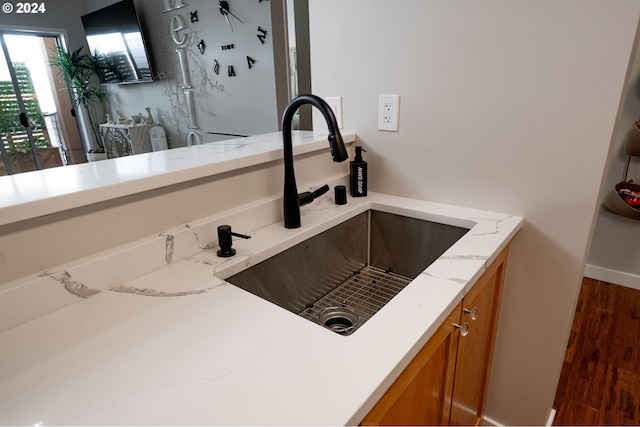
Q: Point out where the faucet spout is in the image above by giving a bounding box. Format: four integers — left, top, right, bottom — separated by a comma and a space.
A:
281, 94, 348, 229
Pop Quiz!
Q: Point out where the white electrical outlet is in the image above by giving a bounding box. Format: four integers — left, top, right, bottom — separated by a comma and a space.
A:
378, 94, 400, 131
324, 96, 343, 129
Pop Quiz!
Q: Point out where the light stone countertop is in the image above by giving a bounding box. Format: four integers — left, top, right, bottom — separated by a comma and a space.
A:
0, 130, 356, 227
0, 186, 523, 425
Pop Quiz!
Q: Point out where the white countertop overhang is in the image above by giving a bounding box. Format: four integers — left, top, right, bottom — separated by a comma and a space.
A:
0, 130, 355, 227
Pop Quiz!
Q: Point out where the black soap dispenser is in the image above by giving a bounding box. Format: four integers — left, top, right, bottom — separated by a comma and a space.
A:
350, 146, 367, 197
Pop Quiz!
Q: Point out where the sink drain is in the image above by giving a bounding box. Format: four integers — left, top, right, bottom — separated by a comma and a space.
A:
318, 306, 358, 334
299, 266, 413, 335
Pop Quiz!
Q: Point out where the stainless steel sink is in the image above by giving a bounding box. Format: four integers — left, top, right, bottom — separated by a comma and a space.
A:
227, 210, 469, 335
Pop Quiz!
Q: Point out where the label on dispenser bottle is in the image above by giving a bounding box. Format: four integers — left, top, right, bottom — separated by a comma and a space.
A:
356, 167, 364, 194
351, 164, 367, 197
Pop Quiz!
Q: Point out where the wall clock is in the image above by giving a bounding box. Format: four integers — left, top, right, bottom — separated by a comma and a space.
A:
213, 0, 270, 78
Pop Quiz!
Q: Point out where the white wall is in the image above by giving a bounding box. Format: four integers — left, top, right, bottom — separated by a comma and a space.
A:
308, 1, 640, 424
85, 0, 281, 147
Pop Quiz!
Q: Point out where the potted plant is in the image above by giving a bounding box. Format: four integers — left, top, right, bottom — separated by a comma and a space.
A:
49, 45, 107, 160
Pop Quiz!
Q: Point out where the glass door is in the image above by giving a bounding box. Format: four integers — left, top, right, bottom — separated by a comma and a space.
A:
0, 33, 68, 176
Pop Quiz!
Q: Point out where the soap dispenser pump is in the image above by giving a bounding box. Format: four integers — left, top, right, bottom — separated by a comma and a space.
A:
350, 146, 367, 197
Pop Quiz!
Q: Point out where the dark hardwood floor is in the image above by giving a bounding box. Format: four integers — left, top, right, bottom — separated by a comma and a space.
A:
554, 278, 640, 425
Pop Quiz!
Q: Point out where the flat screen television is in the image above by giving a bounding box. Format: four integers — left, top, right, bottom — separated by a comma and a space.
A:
81, 0, 155, 84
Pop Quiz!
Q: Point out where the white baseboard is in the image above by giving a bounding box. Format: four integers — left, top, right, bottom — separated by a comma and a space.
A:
482, 415, 502, 426
584, 264, 640, 291
546, 408, 556, 426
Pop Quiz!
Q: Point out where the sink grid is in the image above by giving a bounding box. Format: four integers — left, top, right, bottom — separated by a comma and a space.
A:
299, 266, 412, 335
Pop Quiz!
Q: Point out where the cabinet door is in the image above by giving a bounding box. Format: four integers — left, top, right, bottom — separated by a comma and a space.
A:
361, 304, 462, 426
449, 247, 509, 426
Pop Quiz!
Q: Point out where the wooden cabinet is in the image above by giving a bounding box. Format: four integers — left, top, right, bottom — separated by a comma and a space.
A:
361, 246, 509, 426
362, 306, 461, 426
449, 246, 508, 426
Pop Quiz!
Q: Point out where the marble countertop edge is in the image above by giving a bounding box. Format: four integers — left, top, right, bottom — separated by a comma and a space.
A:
0, 131, 356, 227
